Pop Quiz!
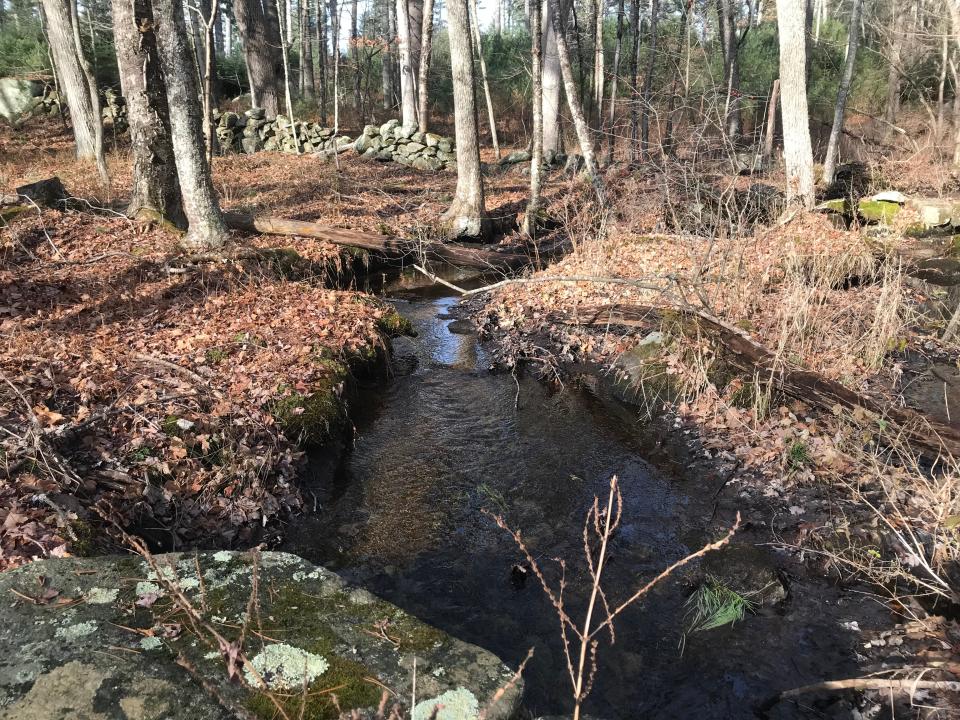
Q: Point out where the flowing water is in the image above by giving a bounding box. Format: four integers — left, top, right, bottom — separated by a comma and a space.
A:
283, 270, 885, 719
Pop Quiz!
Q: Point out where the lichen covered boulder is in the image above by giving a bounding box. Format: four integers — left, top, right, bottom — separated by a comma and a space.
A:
0, 552, 523, 719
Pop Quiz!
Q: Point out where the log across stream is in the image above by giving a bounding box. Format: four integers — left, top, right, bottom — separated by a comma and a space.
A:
282, 267, 891, 719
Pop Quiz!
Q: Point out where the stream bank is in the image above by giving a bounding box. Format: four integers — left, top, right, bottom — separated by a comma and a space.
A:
281, 268, 906, 719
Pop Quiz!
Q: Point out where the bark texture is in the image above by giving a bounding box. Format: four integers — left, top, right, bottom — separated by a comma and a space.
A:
234, 0, 284, 117
775, 0, 814, 208
152, 0, 230, 249
111, 0, 185, 227
523, 0, 544, 237
541, 0, 566, 155
441, 0, 488, 239
40, 0, 97, 158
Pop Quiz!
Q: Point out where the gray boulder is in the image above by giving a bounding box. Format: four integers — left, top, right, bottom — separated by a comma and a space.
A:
379, 118, 400, 137
241, 136, 262, 154
0, 78, 44, 124
244, 107, 266, 120
500, 149, 532, 165
0, 552, 523, 720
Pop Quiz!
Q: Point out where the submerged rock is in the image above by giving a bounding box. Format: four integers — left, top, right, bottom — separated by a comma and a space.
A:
0, 552, 522, 719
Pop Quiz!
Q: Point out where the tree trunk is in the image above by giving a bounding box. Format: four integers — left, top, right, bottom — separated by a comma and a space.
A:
884, 0, 902, 125
351, 0, 361, 110
330, 0, 341, 130
662, 0, 691, 156
383, 0, 395, 110
524, 0, 543, 236
317, 0, 328, 121
591, 0, 603, 125
111, 0, 184, 227
604, 0, 624, 163
234, 0, 284, 116
301, 0, 315, 98
628, 0, 640, 162
822, 0, 862, 185
716, 0, 741, 140
542, 0, 566, 155
396, 0, 419, 126
946, 0, 960, 165
762, 77, 779, 165
40, 0, 97, 158
441, 0, 489, 239
276, 0, 300, 152
417, 0, 434, 131
775, 0, 814, 209
470, 0, 500, 157
199, 0, 219, 164
152, 0, 230, 249
67, 0, 108, 185
640, 0, 659, 157
549, 0, 604, 202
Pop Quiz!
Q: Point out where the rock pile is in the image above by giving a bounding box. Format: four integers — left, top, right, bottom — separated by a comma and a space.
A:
353, 119, 457, 171
101, 88, 126, 132
212, 109, 458, 171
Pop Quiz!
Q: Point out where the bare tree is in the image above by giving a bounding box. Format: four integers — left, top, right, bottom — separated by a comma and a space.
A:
591, 0, 604, 125
470, 0, 500, 157
276, 0, 300, 153
523, 0, 544, 236
195, 0, 220, 164
628, 0, 639, 161
111, 0, 184, 226
39, 0, 97, 159
317, 0, 329, 121
604, 0, 625, 163
549, 0, 604, 202
640, 0, 659, 157
417, 0, 434, 131
716, 0, 742, 139
884, 0, 903, 125
442, 0, 489, 239
776, 0, 814, 208
351, 0, 361, 110
234, 0, 284, 116
822, 0, 863, 185
152, 0, 231, 249
330, 0, 341, 130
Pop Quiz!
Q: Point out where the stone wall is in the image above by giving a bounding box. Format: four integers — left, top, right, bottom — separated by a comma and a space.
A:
213, 109, 457, 171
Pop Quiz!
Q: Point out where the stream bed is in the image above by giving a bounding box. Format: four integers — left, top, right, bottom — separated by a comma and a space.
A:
283, 270, 889, 719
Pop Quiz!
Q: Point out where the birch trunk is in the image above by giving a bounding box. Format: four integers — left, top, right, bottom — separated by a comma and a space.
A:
548, 0, 604, 202
523, 0, 544, 236
68, 0, 108, 185
775, 0, 814, 208
822, 0, 862, 185
152, 0, 230, 249
396, 0, 418, 125
40, 0, 97, 158
111, 0, 184, 226
441, 0, 489, 239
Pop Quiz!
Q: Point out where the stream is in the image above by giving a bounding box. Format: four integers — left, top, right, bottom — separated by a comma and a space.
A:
283, 269, 888, 719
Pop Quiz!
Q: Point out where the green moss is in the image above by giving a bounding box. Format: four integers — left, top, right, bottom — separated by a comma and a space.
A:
69, 520, 96, 557
246, 654, 381, 720
816, 198, 850, 214
376, 309, 415, 338
161, 415, 183, 437
205, 347, 229, 365
787, 439, 811, 470
269, 390, 343, 446
857, 199, 900, 224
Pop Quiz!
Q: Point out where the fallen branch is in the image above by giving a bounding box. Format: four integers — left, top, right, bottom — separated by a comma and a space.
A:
223, 212, 532, 271
757, 676, 960, 716
551, 303, 960, 460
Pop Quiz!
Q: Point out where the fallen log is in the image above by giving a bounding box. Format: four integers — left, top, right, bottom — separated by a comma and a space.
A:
552, 303, 960, 460
223, 212, 532, 271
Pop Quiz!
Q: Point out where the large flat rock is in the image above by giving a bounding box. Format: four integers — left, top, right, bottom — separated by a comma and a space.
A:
0, 552, 521, 719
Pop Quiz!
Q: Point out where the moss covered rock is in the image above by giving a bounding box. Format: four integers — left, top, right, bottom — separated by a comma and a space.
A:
0, 552, 523, 720
856, 199, 901, 224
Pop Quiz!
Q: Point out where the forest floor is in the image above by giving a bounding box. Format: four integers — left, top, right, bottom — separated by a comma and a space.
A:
3, 119, 960, 708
